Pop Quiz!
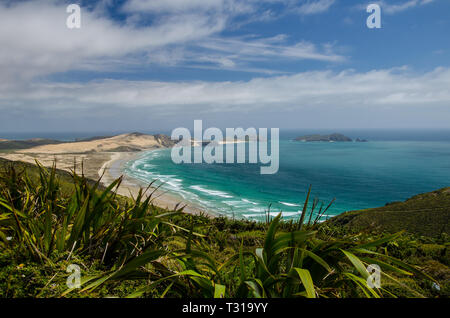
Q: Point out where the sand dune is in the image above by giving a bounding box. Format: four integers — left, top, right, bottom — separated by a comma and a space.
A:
19, 133, 173, 154
0, 132, 174, 184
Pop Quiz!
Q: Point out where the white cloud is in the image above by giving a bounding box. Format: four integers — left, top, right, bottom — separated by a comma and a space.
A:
372, 0, 434, 14
124, 0, 223, 12
297, 0, 336, 15
123, 0, 336, 17
0, 1, 447, 130
161, 35, 345, 72
0, 0, 343, 84
198, 36, 343, 62
123, 0, 251, 15
0, 1, 226, 83
2, 67, 449, 114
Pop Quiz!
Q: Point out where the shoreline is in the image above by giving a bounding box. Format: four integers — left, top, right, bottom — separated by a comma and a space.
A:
98, 150, 217, 217
0, 148, 216, 218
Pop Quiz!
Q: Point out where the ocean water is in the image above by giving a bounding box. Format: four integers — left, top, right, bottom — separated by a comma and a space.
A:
123, 130, 450, 222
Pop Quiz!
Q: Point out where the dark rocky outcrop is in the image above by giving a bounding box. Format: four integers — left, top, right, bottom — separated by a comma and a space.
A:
294, 133, 353, 142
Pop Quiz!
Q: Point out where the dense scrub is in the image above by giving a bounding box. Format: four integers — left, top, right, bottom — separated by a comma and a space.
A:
328, 188, 450, 238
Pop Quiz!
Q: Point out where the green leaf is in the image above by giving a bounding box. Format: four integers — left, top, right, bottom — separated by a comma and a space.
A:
352, 248, 436, 282
245, 279, 266, 298
344, 272, 380, 298
352, 232, 404, 250
298, 248, 331, 272
255, 248, 270, 275
359, 256, 412, 276
298, 185, 311, 230
264, 213, 282, 256
67, 194, 90, 248
214, 284, 226, 298
341, 249, 369, 279
111, 250, 167, 280
239, 240, 246, 283
294, 268, 316, 298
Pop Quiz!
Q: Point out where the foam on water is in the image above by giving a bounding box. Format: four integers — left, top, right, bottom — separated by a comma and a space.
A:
189, 185, 234, 199
279, 201, 301, 207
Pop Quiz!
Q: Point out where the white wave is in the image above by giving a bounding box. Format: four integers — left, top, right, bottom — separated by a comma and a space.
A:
276, 211, 299, 217
242, 198, 258, 205
165, 181, 182, 189
279, 201, 301, 207
223, 200, 246, 207
189, 185, 233, 198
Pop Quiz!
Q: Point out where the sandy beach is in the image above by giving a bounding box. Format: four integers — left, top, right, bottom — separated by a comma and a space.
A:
0, 133, 211, 217
97, 151, 209, 216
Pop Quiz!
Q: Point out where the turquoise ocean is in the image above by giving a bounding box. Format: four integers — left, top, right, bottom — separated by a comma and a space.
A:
122, 130, 450, 222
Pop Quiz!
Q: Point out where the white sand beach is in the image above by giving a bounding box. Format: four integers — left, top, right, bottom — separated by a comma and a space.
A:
0, 133, 211, 217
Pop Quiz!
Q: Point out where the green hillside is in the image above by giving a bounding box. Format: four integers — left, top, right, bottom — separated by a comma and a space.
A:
328, 189, 450, 238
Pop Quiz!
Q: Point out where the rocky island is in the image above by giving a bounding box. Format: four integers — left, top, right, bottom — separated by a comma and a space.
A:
294, 133, 369, 142
294, 133, 352, 142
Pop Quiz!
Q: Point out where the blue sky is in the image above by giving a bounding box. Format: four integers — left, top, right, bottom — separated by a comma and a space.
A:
0, 0, 449, 132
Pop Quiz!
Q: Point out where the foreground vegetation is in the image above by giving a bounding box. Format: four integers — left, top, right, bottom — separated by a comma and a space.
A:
0, 159, 448, 298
